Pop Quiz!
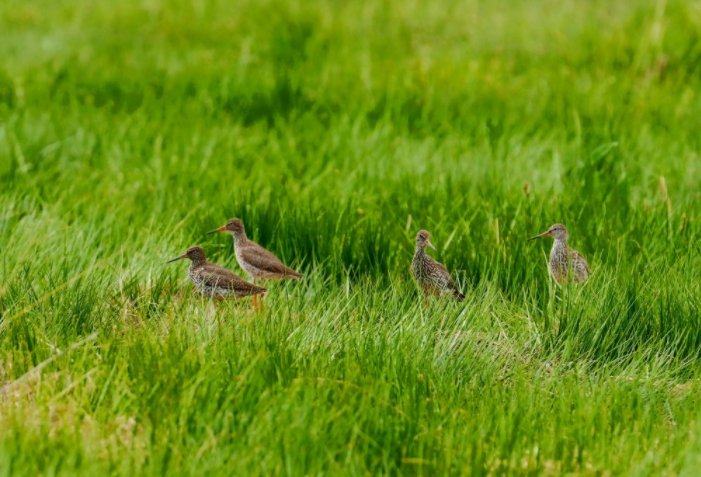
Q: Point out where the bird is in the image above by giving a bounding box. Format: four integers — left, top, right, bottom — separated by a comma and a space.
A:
528, 223, 590, 284
167, 245, 266, 302
208, 218, 302, 308
410, 229, 465, 302
208, 218, 302, 282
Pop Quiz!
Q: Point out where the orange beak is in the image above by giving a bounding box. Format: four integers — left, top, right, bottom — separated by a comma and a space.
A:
206, 225, 227, 235
528, 230, 551, 241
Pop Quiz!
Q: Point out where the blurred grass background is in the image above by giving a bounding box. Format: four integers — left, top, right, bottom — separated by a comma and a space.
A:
1, 0, 701, 475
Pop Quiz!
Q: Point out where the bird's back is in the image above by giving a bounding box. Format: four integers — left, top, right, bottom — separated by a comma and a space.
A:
190, 262, 266, 297
412, 251, 463, 300
236, 239, 302, 279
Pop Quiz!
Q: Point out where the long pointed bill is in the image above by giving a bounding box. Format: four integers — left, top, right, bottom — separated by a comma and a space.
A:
206, 225, 227, 235
166, 253, 187, 263
426, 239, 436, 250
528, 231, 549, 241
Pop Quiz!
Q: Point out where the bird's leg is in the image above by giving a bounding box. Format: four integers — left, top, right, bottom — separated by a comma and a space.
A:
252, 279, 258, 309
251, 279, 265, 312
258, 281, 266, 309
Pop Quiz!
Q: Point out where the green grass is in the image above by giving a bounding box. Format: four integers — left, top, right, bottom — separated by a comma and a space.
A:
1, 0, 701, 474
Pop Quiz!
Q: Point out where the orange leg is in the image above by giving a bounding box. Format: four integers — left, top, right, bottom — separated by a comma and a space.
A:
252, 279, 265, 312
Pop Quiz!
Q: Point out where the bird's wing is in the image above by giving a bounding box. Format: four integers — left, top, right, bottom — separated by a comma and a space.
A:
434, 260, 460, 291
242, 242, 302, 277
570, 249, 590, 273
196, 265, 261, 291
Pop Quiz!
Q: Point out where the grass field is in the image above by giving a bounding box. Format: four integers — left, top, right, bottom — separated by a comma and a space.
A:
1, 0, 701, 474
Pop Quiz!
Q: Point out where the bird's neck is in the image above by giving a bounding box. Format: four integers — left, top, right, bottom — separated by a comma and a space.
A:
232, 231, 247, 245
415, 245, 427, 257
189, 258, 206, 269
551, 238, 568, 254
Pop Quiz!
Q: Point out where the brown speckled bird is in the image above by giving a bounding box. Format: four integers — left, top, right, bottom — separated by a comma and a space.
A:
167, 246, 266, 301
209, 218, 302, 282
410, 230, 465, 302
528, 223, 590, 285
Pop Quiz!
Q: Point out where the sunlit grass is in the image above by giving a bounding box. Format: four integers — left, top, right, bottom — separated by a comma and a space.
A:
1, 0, 701, 475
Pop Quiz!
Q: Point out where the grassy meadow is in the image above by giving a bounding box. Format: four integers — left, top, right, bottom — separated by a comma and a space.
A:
1, 0, 701, 474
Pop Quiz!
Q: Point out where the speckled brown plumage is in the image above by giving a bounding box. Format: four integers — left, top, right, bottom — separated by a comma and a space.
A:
528, 224, 590, 285
210, 218, 302, 281
167, 246, 266, 299
410, 230, 465, 301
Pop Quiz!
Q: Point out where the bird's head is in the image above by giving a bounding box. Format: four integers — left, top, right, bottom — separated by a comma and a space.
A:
167, 245, 206, 263
529, 223, 569, 241
416, 229, 436, 250
208, 218, 246, 238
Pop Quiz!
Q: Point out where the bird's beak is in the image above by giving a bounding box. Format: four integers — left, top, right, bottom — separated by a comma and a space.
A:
528, 230, 550, 241
426, 239, 436, 250
207, 225, 227, 235
166, 253, 187, 263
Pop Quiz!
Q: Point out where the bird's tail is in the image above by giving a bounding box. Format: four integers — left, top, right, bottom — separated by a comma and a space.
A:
453, 289, 465, 302
284, 267, 303, 279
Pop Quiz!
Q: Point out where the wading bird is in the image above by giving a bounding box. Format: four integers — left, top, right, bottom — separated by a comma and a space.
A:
167, 246, 266, 303
528, 223, 590, 284
208, 218, 302, 306
410, 229, 465, 302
